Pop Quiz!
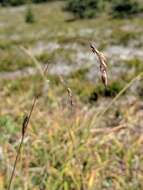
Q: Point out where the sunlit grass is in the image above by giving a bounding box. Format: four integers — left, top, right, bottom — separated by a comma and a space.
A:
0, 1, 143, 189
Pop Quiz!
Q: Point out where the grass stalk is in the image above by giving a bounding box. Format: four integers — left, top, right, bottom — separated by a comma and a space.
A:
7, 97, 37, 190
7, 48, 48, 190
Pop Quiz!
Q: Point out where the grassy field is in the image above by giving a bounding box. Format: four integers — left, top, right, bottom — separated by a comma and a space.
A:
0, 1, 143, 190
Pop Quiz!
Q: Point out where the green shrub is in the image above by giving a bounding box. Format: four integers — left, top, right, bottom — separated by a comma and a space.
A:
25, 6, 35, 23
0, 0, 57, 6
1, 0, 26, 6
111, 0, 143, 18
66, 0, 143, 19
32, 0, 48, 3
111, 29, 138, 45
65, 0, 100, 19
104, 81, 124, 97
89, 80, 125, 102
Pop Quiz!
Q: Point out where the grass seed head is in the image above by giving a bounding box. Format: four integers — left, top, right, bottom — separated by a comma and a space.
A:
67, 87, 74, 107
101, 69, 107, 88
22, 115, 29, 136
90, 43, 108, 87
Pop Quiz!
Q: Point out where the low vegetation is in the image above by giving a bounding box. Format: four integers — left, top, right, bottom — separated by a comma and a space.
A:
0, 0, 53, 6
111, 0, 143, 18
25, 6, 35, 23
0, 1, 143, 190
65, 0, 143, 18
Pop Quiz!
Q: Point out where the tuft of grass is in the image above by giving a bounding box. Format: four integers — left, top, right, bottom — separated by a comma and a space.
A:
110, 28, 138, 45
0, 48, 34, 72
25, 6, 35, 24
89, 80, 125, 103
125, 58, 143, 73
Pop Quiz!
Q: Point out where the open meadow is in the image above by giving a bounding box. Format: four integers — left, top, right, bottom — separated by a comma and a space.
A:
0, 1, 143, 189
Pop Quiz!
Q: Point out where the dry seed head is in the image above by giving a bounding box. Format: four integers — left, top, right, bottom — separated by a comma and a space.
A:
22, 115, 29, 136
67, 87, 72, 97
90, 44, 97, 54
67, 87, 74, 107
59, 75, 74, 107
90, 43, 108, 87
98, 52, 107, 69
101, 69, 107, 88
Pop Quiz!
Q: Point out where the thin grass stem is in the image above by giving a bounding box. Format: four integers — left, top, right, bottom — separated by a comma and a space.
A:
7, 97, 37, 190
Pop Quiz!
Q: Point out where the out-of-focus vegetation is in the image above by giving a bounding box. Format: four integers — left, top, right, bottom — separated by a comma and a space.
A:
25, 6, 35, 23
111, 0, 143, 18
65, 0, 143, 18
0, 0, 55, 6
0, 0, 143, 189
65, 0, 101, 19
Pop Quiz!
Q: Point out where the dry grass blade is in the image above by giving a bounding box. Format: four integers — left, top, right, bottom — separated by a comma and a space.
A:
91, 125, 127, 135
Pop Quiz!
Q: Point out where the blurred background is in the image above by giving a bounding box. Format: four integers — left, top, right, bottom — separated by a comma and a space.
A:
0, 0, 143, 189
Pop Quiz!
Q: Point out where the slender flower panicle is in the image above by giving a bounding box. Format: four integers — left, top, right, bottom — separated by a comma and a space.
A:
90, 43, 108, 87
